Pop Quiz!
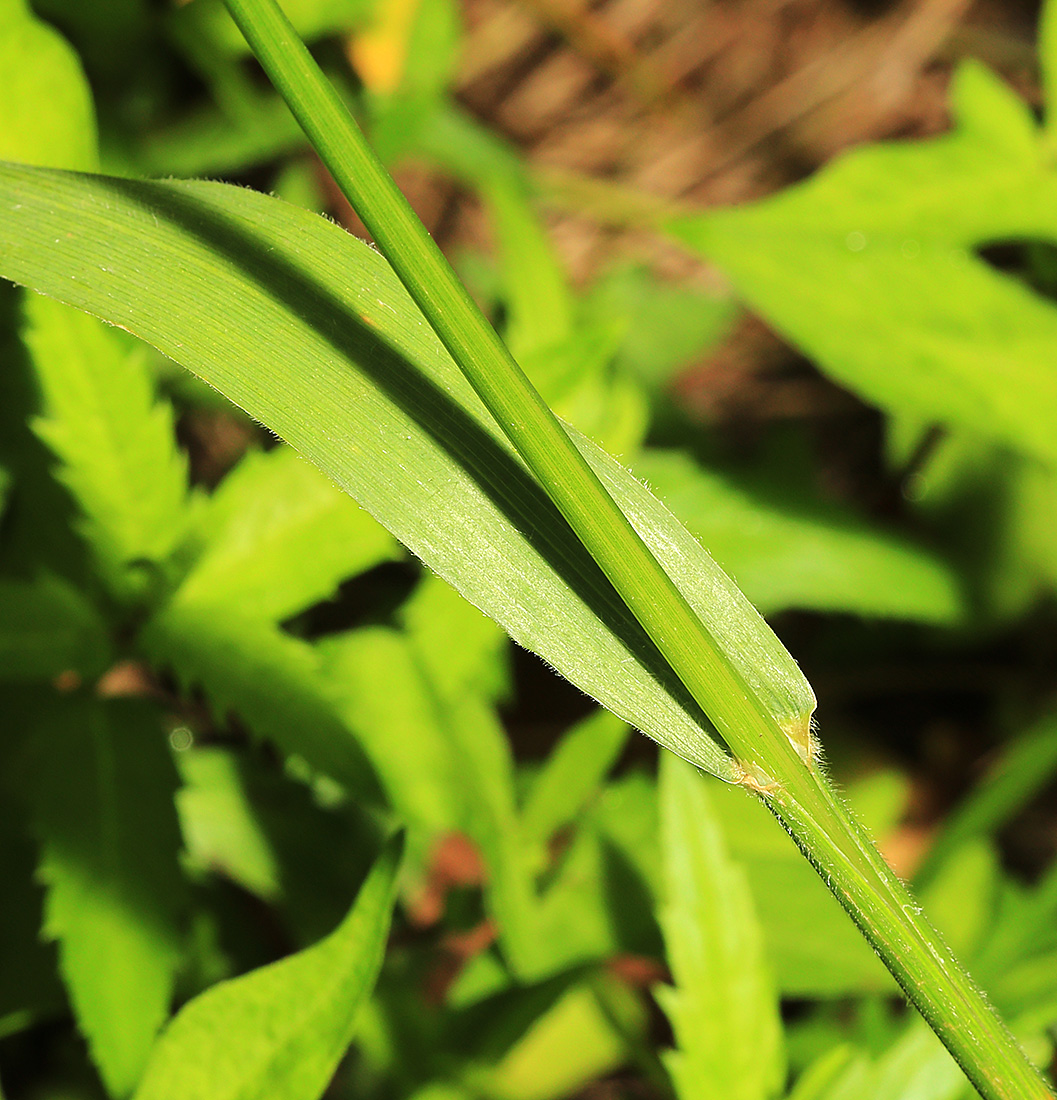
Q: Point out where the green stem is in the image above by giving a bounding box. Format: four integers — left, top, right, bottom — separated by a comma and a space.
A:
220, 0, 803, 788
771, 766, 1051, 1100
219, 2, 1054, 1096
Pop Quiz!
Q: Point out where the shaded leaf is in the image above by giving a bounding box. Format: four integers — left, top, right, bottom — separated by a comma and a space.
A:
133, 832, 403, 1100
141, 605, 383, 803
0, 573, 110, 683
175, 747, 281, 900
31, 698, 185, 1098
521, 709, 629, 848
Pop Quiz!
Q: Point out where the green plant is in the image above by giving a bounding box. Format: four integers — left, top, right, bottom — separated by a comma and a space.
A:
2, 1, 1057, 1099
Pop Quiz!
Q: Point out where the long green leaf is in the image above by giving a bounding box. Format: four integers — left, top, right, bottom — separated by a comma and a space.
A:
132, 832, 403, 1100
0, 162, 818, 782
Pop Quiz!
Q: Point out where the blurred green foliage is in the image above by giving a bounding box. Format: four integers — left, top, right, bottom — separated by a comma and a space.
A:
1, 0, 1057, 1098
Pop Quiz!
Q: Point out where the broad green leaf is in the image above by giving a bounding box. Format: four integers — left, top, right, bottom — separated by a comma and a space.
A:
0, 0, 96, 171
31, 698, 185, 1098
24, 293, 189, 602
0, 574, 110, 683
0, 165, 822, 783
521, 709, 629, 848
133, 832, 403, 1100
669, 61, 1057, 468
656, 753, 784, 1100
637, 450, 963, 623
141, 606, 383, 802
175, 747, 281, 900
180, 445, 397, 623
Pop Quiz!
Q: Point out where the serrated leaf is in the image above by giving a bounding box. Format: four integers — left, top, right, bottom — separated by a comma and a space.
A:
0, 0, 96, 171
181, 445, 397, 623
637, 450, 963, 623
132, 832, 403, 1100
669, 61, 1057, 468
24, 293, 189, 602
0, 166, 823, 783
31, 698, 185, 1098
0, 573, 111, 683
814, 1022, 965, 1100
141, 605, 382, 803
657, 753, 784, 1100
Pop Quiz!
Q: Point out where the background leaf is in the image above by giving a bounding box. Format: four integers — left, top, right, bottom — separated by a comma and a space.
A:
132, 832, 403, 1100
656, 753, 785, 1100
24, 293, 189, 602
669, 61, 1057, 469
637, 449, 963, 622
30, 697, 186, 1098
177, 444, 397, 623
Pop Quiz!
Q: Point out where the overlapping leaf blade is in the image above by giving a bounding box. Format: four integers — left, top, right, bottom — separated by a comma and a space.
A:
0, 162, 821, 781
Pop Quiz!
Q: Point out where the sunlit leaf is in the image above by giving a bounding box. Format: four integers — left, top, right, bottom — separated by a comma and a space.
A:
670, 62, 1057, 468
24, 294, 189, 602
0, 0, 96, 171
637, 450, 963, 623
0, 163, 822, 782
180, 445, 397, 623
